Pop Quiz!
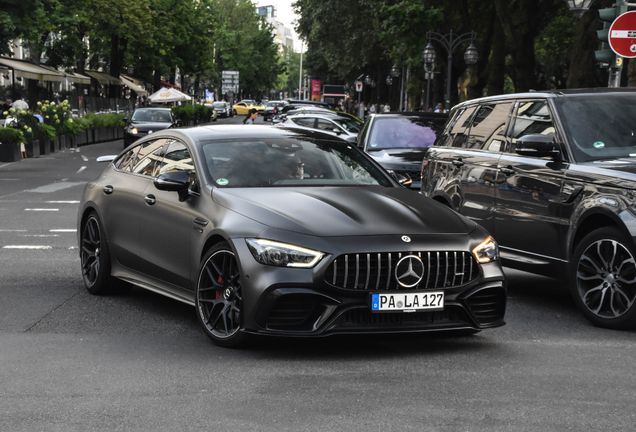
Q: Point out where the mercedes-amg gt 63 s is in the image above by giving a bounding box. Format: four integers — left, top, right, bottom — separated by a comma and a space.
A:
78, 125, 506, 346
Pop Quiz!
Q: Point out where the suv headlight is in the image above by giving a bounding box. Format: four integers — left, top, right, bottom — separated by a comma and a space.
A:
246, 239, 324, 268
472, 236, 499, 263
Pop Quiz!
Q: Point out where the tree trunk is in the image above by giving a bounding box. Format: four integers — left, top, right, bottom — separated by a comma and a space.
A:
485, 18, 507, 96
566, 2, 607, 88
109, 34, 128, 98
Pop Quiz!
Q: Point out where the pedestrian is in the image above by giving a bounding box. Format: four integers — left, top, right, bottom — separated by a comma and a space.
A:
383, 104, 390, 113
369, 104, 376, 114
242, 108, 258, 124
272, 104, 278, 120
434, 102, 445, 113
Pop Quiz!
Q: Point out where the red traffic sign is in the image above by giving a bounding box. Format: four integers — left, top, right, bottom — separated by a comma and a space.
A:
609, 11, 636, 58
355, 81, 363, 92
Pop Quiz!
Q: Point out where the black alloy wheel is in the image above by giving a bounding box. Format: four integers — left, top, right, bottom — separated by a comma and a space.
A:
81, 212, 114, 295
571, 227, 636, 329
196, 243, 247, 347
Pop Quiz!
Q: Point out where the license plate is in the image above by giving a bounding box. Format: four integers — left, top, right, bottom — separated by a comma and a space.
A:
371, 292, 444, 312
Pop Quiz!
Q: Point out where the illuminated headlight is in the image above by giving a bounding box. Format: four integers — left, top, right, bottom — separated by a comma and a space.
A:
246, 239, 324, 268
130, 127, 138, 135
472, 236, 499, 263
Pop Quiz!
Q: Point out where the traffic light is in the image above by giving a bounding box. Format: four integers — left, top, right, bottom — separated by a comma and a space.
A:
595, 4, 629, 67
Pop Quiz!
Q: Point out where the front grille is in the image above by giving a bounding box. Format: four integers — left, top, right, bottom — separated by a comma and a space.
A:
324, 251, 479, 290
464, 288, 506, 325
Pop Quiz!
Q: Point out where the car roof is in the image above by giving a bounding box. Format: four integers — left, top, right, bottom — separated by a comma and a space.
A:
371, 112, 448, 120
134, 107, 172, 112
450, 87, 636, 109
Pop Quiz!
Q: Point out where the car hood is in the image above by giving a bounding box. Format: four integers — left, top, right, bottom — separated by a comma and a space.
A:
367, 148, 429, 169
569, 159, 636, 187
212, 186, 475, 237
130, 121, 173, 132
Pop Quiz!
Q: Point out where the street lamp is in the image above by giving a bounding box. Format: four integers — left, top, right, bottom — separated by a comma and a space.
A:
386, 76, 393, 85
564, 0, 593, 18
390, 65, 400, 78
424, 30, 478, 111
364, 75, 372, 85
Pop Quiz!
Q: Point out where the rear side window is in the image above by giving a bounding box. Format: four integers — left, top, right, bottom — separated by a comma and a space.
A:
465, 102, 513, 151
132, 139, 168, 177
436, 106, 477, 148
115, 145, 141, 171
292, 118, 315, 128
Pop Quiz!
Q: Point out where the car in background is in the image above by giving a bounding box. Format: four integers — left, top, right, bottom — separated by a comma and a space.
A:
356, 112, 448, 190
421, 88, 636, 329
78, 125, 506, 347
279, 113, 363, 143
213, 101, 232, 118
123, 107, 182, 147
232, 101, 265, 116
263, 100, 288, 121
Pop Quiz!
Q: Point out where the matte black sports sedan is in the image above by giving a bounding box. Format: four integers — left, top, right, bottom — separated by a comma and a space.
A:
123, 107, 182, 147
78, 125, 506, 346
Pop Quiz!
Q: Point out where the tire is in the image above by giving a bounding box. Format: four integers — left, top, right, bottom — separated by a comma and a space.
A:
232, 109, 237, 116
80, 212, 119, 295
195, 242, 248, 347
570, 227, 636, 329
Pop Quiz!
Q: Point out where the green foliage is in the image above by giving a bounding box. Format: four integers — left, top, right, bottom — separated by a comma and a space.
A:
36, 123, 56, 141
172, 104, 214, 122
83, 113, 126, 129
0, 127, 25, 146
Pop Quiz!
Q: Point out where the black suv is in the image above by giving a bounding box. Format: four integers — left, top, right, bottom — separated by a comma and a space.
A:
421, 88, 636, 329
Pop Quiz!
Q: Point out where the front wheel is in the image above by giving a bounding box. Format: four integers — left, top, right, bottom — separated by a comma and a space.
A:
232, 109, 237, 116
570, 227, 636, 329
80, 212, 117, 295
195, 243, 248, 347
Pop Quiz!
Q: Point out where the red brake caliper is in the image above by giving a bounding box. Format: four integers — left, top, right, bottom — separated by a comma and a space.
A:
216, 275, 223, 299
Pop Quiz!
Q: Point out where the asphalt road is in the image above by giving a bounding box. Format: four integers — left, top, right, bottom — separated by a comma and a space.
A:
1, 116, 635, 431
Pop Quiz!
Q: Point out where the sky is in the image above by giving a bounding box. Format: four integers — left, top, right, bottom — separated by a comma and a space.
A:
255, 0, 302, 50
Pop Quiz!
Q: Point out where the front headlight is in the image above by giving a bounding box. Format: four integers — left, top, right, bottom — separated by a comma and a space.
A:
472, 236, 499, 263
246, 239, 324, 268
130, 127, 138, 134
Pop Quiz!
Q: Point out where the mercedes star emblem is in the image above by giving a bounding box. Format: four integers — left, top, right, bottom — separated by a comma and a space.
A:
395, 255, 425, 288
401, 236, 411, 243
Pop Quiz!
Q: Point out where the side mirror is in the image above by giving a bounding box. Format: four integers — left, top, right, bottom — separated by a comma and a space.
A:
332, 128, 342, 135
154, 171, 190, 201
175, 119, 184, 127
515, 134, 561, 159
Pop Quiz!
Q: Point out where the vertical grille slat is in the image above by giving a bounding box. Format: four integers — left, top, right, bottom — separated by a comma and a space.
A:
325, 250, 480, 290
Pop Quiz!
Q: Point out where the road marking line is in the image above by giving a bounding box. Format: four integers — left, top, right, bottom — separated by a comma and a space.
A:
0, 229, 27, 232
81, 155, 88, 161
3, 245, 52, 250
24, 208, 59, 211
50, 229, 76, 232
46, 201, 80, 204
21, 234, 59, 237
76, 166, 86, 173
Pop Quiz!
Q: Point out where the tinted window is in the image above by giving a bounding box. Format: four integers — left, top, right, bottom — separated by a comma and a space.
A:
201, 138, 392, 188
465, 103, 513, 151
333, 117, 362, 133
316, 118, 337, 131
159, 141, 199, 193
510, 100, 555, 154
555, 94, 636, 162
437, 106, 477, 148
366, 116, 443, 150
115, 145, 141, 171
292, 118, 315, 127
131, 139, 168, 177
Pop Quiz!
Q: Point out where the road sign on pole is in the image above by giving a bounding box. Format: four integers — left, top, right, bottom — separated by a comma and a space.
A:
609, 11, 636, 58
355, 81, 363, 92
221, 71, 239, 94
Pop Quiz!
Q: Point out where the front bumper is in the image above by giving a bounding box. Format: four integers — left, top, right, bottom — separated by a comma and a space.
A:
232, 234, 506, 337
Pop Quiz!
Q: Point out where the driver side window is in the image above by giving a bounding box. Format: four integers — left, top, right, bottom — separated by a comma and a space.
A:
509, 100, 555, 154
159, 140, 199, 194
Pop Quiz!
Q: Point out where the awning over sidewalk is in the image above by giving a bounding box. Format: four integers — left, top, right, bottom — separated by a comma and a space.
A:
63, 70, 91, 85
121, 75, 148, 96
160, 80, 182, 91
85, 70, 122, 85
0, 57, 65, 82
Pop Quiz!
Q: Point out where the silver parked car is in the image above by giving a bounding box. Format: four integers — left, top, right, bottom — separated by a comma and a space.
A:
279, 113, 363, 143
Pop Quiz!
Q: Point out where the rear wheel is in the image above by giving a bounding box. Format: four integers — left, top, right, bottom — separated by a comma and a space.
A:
195, 243, 247, 347
570, 227, 636, 329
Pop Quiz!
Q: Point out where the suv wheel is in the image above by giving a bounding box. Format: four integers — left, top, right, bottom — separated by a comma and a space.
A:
570, 227, 636, 329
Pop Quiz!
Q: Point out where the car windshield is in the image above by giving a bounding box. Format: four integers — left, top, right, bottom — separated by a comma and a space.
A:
201, 138, 392, 188
333, 117, 363, 133
267, 102, 282, 107
555, 94, 636, 162
366, 117, 442, 150
131, 109, 172, 122
212, 102, 225, 108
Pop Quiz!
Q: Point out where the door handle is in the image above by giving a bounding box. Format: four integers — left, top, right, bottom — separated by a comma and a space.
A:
500, 166, 516, 176
103, 185, 113, 195
144, 195, 156, 205
451, 159, 464, 167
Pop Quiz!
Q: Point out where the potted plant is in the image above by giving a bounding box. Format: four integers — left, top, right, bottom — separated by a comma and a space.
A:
0, 127, 24, 162
13, 107, 40, 158
36, 123, 56, 155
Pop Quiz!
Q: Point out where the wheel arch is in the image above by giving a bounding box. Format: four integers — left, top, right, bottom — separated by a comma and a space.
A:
200, 233, 232, 263
568, 208, 631, 259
